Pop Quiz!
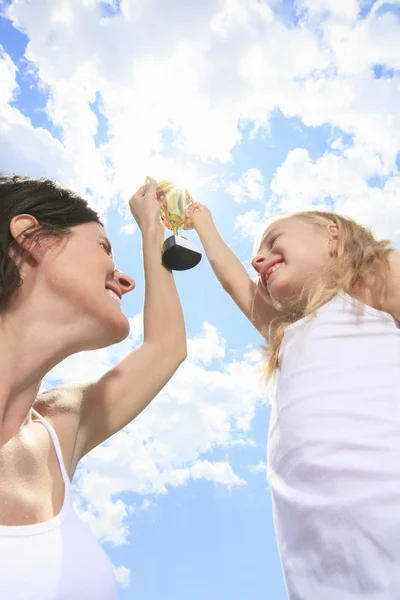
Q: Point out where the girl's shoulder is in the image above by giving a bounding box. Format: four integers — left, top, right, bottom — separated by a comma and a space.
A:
382, 250, 400, 321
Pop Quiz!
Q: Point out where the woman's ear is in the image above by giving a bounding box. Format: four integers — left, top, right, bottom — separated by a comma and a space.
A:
9, 214, 43, 264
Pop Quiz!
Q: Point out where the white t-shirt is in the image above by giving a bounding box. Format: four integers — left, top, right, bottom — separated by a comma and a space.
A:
268, 292, 400, 600
0, 409, 117, 600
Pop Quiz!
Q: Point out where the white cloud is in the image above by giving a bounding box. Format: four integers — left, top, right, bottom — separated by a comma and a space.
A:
3, 0, 400, 227
112, 564, 131, 589
120, 222, 137, 235
127, 312, 144, 340
74, 490, 129, 546
0, 46, 17, 107
43, 311, 144, 388
187, 321, 226, 365
139, 498, 155, 511
190, 459, 246, 486
234, 209, 266, 241
226, 168, 264, 204
249, 460, 267, 474
0, 2, 317, 180
228, 437, 256, 447
44, 347, 112, 387
271, 147, 350, 211
61, 321, 267, 545
297, 0, 360, 20
0, 49, 68, 183
236, 137, 400, 246
269, 145, 400, 245
326, 9, 400, 75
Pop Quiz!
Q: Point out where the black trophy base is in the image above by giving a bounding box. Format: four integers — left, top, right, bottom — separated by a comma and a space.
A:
162, 235, 202, 271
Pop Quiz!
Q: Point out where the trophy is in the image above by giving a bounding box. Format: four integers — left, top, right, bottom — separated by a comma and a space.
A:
146, 178, 202, 271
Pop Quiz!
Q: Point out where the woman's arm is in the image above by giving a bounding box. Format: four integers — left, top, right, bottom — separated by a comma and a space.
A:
75, 179, 187, 456
186, 202, 278, 336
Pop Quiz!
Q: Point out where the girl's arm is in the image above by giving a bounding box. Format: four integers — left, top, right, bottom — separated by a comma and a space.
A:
382, 250, 400, 322
186, 202, 278, 337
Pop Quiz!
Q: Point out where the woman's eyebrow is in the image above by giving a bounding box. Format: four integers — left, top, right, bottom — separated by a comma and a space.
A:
100, 235, 113, 255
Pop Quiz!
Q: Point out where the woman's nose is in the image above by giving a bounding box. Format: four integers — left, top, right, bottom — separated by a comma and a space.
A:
114, 269, 135, 294
251, 254, 265, 273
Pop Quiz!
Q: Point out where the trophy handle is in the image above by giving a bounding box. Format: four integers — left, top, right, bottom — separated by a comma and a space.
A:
182, 194, 195, 230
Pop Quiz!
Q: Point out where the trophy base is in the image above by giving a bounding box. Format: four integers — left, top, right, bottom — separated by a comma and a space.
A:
162, 235, 202, 271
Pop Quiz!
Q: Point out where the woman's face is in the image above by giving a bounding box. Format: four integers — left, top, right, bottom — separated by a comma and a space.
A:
40, 221, 135, 349
252, 217, 335, 307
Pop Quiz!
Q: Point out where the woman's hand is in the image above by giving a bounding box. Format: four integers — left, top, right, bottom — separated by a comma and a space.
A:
129, 177, 163, 234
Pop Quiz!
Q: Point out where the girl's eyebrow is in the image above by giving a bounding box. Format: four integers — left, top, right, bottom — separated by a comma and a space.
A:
261, 228, 279, 247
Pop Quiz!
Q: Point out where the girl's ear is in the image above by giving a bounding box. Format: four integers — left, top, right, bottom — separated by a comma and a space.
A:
9, 214, 43, 264
327, 223, 339, 256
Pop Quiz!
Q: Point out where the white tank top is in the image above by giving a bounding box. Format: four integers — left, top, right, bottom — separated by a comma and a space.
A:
268, 292, 400, 600
0, 409, 118, 600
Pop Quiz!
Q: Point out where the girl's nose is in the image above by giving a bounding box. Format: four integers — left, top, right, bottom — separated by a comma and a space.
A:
251, 254, 265, 273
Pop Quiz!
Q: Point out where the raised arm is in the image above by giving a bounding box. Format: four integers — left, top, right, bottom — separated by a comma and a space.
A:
74, 179, 187, 456
186, 202, 277, 337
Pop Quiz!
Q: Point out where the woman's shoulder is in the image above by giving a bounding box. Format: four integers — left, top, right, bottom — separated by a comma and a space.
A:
34, 385, 83, 418
33, 386, 85, 476
33, 387, 83, 448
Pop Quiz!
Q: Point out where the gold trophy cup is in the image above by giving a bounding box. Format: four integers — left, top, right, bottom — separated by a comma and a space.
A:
147, 178, 202, 271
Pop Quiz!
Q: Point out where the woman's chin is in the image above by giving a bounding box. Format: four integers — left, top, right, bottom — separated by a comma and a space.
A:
110, 314, 131, 343
94, 313, 131, 347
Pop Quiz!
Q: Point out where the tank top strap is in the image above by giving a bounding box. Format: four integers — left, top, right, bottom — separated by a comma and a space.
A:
31, 408, 71, 489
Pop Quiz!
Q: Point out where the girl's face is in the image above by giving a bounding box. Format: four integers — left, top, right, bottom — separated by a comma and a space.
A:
252, 217, 336, 307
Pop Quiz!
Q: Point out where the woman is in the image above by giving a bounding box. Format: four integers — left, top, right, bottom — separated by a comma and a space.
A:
0, 174, 187, 599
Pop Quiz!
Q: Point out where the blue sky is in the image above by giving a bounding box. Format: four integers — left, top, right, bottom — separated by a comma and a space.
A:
1, 0, 400, 598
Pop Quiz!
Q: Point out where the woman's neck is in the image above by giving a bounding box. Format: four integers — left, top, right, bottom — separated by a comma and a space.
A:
0, 302, 76, 446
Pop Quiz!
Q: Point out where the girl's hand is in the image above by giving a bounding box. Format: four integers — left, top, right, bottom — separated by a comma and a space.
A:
185, 201, 213, 231
129, 177, 163, 234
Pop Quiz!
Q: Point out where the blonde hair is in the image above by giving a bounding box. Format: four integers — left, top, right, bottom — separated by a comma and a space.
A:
263, 210, 392, 381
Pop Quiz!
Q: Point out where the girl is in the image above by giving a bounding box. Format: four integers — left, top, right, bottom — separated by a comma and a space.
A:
186, 202, 400, 600
0, 175, 186, 599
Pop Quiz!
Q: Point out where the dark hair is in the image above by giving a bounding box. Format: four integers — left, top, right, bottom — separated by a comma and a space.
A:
0, 174, 102, 310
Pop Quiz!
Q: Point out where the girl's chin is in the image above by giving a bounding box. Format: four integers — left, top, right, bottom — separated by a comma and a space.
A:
268, 279, 294, 307
270, 285, 305, 312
